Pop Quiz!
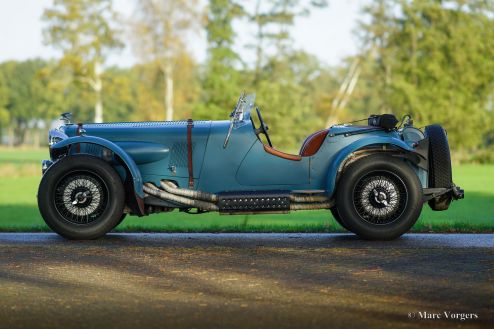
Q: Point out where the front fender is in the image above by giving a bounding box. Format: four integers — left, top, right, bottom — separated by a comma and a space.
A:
326, 136, 415, 197
51, 136, 144, 207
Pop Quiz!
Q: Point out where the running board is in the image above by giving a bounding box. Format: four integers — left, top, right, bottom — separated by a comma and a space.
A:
217, 190, 332, 214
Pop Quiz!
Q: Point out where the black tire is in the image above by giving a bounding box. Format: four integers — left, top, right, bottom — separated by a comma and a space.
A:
38, 155, 125, 240
425, 124, 453, 211
113, 213, 127, 229
330, 207, 350, 231
336, 154, 423, 240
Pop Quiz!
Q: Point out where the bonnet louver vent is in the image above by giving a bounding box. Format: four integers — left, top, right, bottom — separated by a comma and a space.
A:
84, 121, 209, 128
169, 142, 195, 168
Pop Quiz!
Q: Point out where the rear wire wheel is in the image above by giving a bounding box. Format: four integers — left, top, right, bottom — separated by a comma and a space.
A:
353, 171, 408, 225
114, 213, 127, 229
336, 154, 423, 240
330, 207, 350, 231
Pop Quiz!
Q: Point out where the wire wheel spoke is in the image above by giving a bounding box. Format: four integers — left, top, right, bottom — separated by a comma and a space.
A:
54, 171, 108, 225
353, 171, 408, 225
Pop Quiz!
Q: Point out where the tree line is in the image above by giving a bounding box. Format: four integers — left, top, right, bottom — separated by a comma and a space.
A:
0, 0, 493, 161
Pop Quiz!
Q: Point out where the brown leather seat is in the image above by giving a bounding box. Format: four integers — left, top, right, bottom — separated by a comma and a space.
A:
263, 145, 302, 161
299, 129, 328, 156
262, 129, 328, 161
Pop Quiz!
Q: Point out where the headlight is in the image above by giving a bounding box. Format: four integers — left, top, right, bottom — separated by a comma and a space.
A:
49, 136, 63, 146
48, 129, 68, 146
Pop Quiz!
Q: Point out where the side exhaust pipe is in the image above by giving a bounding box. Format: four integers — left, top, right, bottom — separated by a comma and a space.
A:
289, 194, 329, 203
144, 181, 334, 213
143, 183, 219, 211
290, 201, 334, 210
160, 180, 218, 202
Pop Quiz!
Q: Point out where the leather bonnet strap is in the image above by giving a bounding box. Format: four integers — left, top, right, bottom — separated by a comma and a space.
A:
187, 119, 194, 189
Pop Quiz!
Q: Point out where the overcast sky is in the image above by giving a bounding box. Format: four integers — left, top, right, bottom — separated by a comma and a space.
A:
0, 0, 367, 68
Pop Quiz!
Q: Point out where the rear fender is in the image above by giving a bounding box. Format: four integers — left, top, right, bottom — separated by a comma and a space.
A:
326, 137, 423, 197
51, 136, 145, 216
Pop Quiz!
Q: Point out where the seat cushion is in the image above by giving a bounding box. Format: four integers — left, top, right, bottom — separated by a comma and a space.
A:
299, 129, 329, 157
263, 145, 302, 161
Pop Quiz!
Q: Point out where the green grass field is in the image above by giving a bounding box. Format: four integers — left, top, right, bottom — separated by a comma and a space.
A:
0, 147, 493, 232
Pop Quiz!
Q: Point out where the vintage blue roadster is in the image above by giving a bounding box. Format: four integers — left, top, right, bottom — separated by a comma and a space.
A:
38, 93, 463, 240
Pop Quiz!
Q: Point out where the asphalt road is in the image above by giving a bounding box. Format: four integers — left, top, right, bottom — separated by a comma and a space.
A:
0, 233, 493, 329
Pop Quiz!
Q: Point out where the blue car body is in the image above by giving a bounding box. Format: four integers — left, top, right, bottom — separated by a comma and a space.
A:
47, 94, 429, 217
38, 94, 465, 240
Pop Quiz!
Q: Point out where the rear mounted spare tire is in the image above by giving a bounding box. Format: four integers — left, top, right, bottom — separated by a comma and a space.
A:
425, 124, 453, 211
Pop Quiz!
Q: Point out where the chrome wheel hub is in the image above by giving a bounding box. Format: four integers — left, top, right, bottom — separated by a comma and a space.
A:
353, 171, 408, 225
55, 172, 108, 224
373, 189, 389, 206
72, 191, 90, 205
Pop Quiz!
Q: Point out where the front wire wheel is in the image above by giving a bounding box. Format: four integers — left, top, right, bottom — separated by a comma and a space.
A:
38, 155, 125, 240
54, 171, 108, 224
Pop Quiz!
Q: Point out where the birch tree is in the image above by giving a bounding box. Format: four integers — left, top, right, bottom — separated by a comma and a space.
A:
132, 0, 202, 121
43, 0, 122, 123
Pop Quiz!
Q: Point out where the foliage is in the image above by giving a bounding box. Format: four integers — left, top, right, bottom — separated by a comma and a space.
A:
254, 52, 334, 149
0, 71, 9, 128
42, 0, 123, 122
42, 0, 122, 63
132, 0, 203, 121
129, 56, 200, 122
244, 0, 328, 81
195, 0, 244, 120
0, 60, 60, 144
196, 0, 333, 149
354, 0, 494, 149
466, 146, 494, 165
0, 0, 493, 159
102, 67, 136, 122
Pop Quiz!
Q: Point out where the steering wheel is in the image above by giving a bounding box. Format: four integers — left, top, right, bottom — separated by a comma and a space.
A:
253, 107, 273, 147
